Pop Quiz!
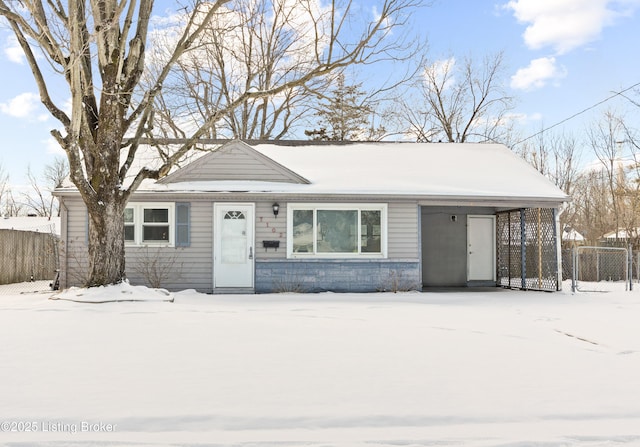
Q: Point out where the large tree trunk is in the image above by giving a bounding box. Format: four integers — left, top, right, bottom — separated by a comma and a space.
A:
81, 54, 129, 286
85, 193, 127, 287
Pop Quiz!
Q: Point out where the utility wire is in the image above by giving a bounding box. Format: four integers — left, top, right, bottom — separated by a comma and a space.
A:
514, 81, 640, 146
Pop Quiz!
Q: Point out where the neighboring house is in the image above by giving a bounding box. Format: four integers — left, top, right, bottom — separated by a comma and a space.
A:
562, 226, 585, 247
601, 228, 640, 240
0, 216, 61, 236
600, 228, 640, 247
54, 140, 569, 293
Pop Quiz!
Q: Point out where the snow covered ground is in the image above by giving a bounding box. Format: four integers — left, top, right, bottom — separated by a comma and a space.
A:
1, 282, 640, 446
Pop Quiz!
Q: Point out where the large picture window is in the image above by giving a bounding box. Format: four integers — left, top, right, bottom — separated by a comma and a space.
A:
288, 204, 387, 258
124, 203, 175, 246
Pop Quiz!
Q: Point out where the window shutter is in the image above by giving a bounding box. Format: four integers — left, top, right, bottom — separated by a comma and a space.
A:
175, 202, 190, 247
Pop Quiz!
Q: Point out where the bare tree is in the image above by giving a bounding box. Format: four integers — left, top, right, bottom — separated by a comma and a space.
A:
146, 1, 327, 139
0, 0, 424, 286
22, 157, 69, 217
2, 192, 22, 217
0, 163, 8, 216
572, 170, 615, 245
0, 163, 21, 217
146, 1, 420, 140
564, 110, 640, 247
515, 130, 583, 238
400, 52, 515, 143
585, 111, 628, 242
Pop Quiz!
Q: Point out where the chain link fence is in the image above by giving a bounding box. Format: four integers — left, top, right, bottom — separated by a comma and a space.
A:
570, 246, 632, 292
0, 224, 59, 295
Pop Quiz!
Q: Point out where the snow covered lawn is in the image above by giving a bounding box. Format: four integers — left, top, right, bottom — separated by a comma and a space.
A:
1, 283, 640, 446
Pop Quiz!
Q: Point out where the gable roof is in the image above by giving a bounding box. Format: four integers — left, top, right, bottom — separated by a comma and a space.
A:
151, 141, 567, 204
55, 140, 569, 206
159, 140, 309, 185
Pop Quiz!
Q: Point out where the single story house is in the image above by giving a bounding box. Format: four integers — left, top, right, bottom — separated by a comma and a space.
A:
562, 226, 585, 246
601, 228, 640, 243
54, 140, 569, 293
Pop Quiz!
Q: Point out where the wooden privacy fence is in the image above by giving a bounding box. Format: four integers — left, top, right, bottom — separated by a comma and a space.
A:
0, 229, 59, 285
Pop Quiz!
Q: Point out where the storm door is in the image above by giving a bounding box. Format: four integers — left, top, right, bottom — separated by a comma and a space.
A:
214, 203, 255, 288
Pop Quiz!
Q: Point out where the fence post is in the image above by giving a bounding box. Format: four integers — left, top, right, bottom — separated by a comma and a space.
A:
629, 245, 633, 291
520, 209, 526, 290
571, 246, 577, 292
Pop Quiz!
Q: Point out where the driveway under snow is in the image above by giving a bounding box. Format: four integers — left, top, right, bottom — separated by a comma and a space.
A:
1, 283, 640, 446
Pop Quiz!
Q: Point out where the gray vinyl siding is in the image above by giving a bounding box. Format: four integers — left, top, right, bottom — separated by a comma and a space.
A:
58, 196, 421, 292
420, 206, 496, 287
60, 198, 215, 292
387, 202, 420, 259
59, 197, 90, 287
255, 201, 287, 260
163, 145, 301, 184
125, 201, 213, 292
194, 151, 289, 182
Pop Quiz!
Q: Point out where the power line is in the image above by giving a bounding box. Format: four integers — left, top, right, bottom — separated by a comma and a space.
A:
514, 81, 640, 146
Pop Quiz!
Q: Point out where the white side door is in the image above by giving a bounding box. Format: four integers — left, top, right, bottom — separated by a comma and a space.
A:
467, 215, 496, 281
214, 203, 255, 288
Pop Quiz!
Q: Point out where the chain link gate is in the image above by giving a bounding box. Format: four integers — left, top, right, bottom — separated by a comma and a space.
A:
572, 246, 631, 292
496, 208, 559, 291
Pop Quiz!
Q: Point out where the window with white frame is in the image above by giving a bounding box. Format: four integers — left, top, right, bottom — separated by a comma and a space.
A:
124, 203, 175, 246
287, 204, 387, 258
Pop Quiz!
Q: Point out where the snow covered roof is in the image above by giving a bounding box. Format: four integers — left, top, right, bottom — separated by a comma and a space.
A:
602, 228, 640, 240
0, 216, 61, 236
562, 227, 585, 241
254, 142, 566, 199
56, 140, 569, 206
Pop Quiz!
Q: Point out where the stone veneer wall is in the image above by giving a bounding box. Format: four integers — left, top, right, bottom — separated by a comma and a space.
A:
255, 259, 421, 293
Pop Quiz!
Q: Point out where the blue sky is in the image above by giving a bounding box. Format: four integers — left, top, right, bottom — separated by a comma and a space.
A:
1, 0, 640, 189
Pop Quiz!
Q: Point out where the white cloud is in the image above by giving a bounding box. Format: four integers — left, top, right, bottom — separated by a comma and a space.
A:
4, 35, 25, 64
504, 0, 637, 54
504, 111, 543, 125
44, 136, 65, 156
372, 5, 392, 31
528, 112, 544, 121
510, 56, 567, 90
424, 57, 456, 90
0, 92, 42, 118
372, 5, 381, 22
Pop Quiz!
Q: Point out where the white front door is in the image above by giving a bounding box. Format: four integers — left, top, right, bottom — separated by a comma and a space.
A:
467, 215, 496, 281
214, 203, 255, 288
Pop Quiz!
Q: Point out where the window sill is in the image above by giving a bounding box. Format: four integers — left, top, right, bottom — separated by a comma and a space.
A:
125, 242, 175, 248
288, 253, 386, 260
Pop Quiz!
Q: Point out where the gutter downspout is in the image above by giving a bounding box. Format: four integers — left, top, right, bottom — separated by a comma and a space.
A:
556, 202, 568, 292
520, 208, 526, 290
60, 198, 69, 290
